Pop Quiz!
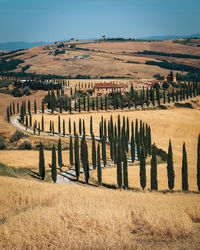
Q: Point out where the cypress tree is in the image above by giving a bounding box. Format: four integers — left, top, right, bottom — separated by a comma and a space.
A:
52, 121, 54, 136
87, 95, 90, 112
104, 119, 107, 139
83, 95, 86, 111
110, 137, 114, 161
167, 139, 175, 190
17, 102, 19, 114
92, 98, 95, 111
156, 87, 160, 106
7, 107, 10, 122
123, 151, 128, 189
58, 115, 61, 134
140, 143, 146, 190
83, 119, 86, 135
163, 90, 166, 104
113, 138, 117, 164
51, 145, 57, 183
29, 113, 32, 127
96, 96, 98, 111
25, 115, 28, 130
182, 142, 189, 191
102, 136, 106, 167
63, 119, 65, 137
79, 118, 82, 135
12, 102, 15, 115
78, 98, 81, 112
81, 136, 89, 183
92, 134, 96, 169
34, 100, 37, 114
39, 142, 45, 180
10, 103, 12, 116
135, 91, 138, 108
90, 116, 93, 136
42, 100, 44, 113
97, 144, 102, 185
74, 134, 80, 180
117, 138, 122, 188
74, 121, 76, 136
58, 138, 63, 171
69, 118, 71, 134
151, 145, 158, 190
197, 134, 200, 192
131, 134, 135, 162
152, 89, 155, 106
69, 136, 73, 166
146, 88, 149, 106
105, 95, 108, 111
118, 115, 121, 138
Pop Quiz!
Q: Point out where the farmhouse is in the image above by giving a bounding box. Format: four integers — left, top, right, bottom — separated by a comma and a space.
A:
93, 83, 128, 96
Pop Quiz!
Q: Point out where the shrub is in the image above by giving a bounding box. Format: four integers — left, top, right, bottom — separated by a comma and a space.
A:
174, 103, 193, 109
18, 141, 32, 150
152, 144, 168, 162
22, 86, 31, 96
0, 136, 7, 149
10, 130, 26, 143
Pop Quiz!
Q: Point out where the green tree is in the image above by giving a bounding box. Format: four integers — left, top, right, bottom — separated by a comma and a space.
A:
42, 100, 44, 113
182, 142, 189, 191
74, 134, 80, 180
90, 116, 93, 136
167, 139, 175, 190
58, 138, 63, 171
102, 136, 107, 167
63, 119, 65, 137
69, 118, 71, 134
73, 121, 76, 136
151, 145, 158, 190
69, 136, 73, 166
39, 142, 45, 180
123, 151, 128, 189
97, 143, 102, 185
92, 134, 96, 169
81, 136, 89, 183
51, 145, 57, 183
58, 115, 61, 134
34, 100, 37, 114
28, 100, 31, 115
7, 107, 10, 122
140, 143, 146, 190
117, 138, 122, 188
79, 118, 82, 135
131, 134, 135, 162
41, 116, 44, 131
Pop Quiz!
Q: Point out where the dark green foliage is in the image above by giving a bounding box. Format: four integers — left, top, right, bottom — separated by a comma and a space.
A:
83, 119, 86, 135
96, 96, 98, 111
117, 138, 122, 188
69, 118, 71, 134
182, 142, 189, 191
90, 116, 93, 136
25, 115, 28, 130
18, 140, 32, 150
151, 145, 158, 190
87, 95, 90, 112
92, 134, 96, 169
69, 136, 73, 166
77, 119, 81, 136
131, 135, 135, 162
10, 130, 25, 143
63, 119, 65, 137
74, 134, 80, 180
81, 136, 89, 183
123, 152, 128, 189
7, 106, 10, 122
156, 87, 160, 105
42, 100, 44, 113
58, 138, 63, 170
39, 142, 45, 180
34, 100, 37, 114
51, 145, 57, 183
74, 121, 76, 136
0, 136, 6, 150
140, 144, 146, 190
97, 144, 102, 185
167, 140, 175, 190
102, 136, 107, 167
197, 134, 200, 192
29, 113, 32, 127
58, 115, 61, 134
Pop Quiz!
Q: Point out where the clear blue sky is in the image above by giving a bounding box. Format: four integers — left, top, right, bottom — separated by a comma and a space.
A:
0, 0, 199, 42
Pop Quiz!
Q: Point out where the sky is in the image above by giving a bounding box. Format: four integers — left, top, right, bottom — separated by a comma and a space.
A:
0, 0, 199, 42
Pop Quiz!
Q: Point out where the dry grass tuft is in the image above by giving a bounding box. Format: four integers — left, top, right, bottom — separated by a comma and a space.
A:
0, 177, 200, 249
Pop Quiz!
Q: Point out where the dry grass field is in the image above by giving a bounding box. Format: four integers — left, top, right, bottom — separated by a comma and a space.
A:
0, 176, 200, 249
4, 39, 200, 78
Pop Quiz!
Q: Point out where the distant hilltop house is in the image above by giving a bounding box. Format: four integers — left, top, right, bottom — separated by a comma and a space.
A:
134, 79, 164, 90
93, 83, 129, 97
164, 73, 177, 83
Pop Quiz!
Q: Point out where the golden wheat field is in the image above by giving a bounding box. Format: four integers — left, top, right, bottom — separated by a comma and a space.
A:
0, 176, 200, 249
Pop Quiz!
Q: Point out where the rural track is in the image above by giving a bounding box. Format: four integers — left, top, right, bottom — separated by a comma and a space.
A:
11, 111, 138, 184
